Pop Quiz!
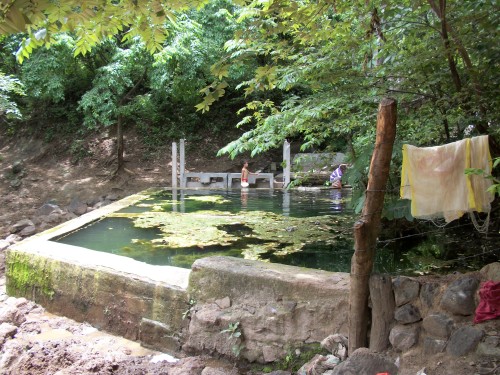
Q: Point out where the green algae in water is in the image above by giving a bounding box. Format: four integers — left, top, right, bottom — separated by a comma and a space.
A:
54, 189, 358, 270
53, 189, 498, 275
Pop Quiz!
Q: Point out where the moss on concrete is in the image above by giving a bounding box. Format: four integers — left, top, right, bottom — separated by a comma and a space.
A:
6, 250, 56, 300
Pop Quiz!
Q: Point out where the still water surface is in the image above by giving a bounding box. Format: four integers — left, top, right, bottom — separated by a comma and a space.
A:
54, 189, 498, 275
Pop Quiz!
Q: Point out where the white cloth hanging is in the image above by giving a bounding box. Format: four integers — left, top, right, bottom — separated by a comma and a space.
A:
400, 135, 493, 223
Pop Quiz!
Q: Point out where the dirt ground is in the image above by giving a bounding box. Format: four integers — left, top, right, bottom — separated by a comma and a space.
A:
0, 131, 498, 375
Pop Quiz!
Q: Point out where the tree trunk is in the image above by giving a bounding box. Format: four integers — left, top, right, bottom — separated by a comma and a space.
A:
112, 67, 147, 177
369, 274, 395, 351
428, 0, 462, 92
348, 98, 397, 355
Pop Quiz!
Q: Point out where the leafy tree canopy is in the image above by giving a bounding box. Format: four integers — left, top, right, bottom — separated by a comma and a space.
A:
2, 0, 498, 170
200, 0, 499, 161
0, 0, 209, 61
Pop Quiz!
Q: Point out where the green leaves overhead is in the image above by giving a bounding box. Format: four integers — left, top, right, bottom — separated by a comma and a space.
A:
0, 0, 208, 61
1, 0, 498, 168
196, 81, 228, 113
200, 0, 499, 163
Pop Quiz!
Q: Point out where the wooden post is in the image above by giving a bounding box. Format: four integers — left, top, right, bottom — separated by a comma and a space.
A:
369, 274, 395, 351
348, 98, 397, 354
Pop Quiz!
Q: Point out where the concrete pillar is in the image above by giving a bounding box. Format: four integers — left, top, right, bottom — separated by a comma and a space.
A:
172, 142, 177, 188
283, 140, 291, 188
180, 139, 185, 188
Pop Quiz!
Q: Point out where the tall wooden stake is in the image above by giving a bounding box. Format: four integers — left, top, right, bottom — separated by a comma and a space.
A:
348, 98, 397, 354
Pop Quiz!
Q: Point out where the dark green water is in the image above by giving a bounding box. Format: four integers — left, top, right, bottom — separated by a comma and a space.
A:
53, 189, 499, 275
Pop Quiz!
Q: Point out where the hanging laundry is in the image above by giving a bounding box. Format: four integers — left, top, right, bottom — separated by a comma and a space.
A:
400, 135, 493, 223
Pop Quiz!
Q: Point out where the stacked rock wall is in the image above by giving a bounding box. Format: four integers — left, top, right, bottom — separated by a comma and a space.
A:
387, 263, 499, 360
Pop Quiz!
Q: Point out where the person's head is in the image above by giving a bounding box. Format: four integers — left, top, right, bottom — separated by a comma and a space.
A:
340, 164, 347, 172
243, 161, 248, 167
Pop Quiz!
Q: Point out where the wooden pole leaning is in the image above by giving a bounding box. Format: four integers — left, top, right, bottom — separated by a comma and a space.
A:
348, 98, 397, 354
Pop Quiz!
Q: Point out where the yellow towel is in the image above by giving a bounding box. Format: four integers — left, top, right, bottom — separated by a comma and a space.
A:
400, 135, 493, 223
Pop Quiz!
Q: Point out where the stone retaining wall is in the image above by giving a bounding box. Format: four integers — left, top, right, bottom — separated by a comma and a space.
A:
5, 240, 191, 354
5, 246, 350, 363
386, 262, 500, 362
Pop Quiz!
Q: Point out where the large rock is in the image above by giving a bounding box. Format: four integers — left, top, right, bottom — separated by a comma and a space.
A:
36, 203, 62, 217
440, 276, 480, 316
4, 235, 21, 244
321, 334, 348, 360
0, 323, 17, 347
11, 161, 23, 174
18, 225, 36, 237
422, 313, 453, 339
297, 354, 340, 375
476, 335, 500, 357
394, 304, 421, 324
0, 306, 26, 327
480, 262, 500, 282
423, 337, 447, 355
9, 220, 34, 234
331, 348, 398, 375
393, 276, 420, 306
447, 326, 484, 356
201, 366, 240, 375
68, 198, 88, 216
389, 324, 419, 351
420, 282, 440, 309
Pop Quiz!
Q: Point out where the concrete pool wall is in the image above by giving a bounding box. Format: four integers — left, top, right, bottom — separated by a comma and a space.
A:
5, 190, 350, 363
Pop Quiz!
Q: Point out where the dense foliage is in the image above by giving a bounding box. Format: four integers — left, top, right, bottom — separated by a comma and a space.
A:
201, 0, 499, 153
0, 0, 250, 160
0, 0, 206, 59
197, 0, 499, 213
0, 0, 498, 209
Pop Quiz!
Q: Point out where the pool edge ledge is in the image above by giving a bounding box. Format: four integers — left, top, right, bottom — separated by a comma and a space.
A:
186, 256, 350, 363
5, 245, 190, 354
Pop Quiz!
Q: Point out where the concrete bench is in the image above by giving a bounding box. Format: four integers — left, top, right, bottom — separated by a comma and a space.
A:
183, 172, 228, 188
227, 172, 274, 189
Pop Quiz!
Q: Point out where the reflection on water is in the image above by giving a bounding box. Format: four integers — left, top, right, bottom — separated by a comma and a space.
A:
329, 189, 344, 213
53, 188, 498, 275
241, 188, 249, 210
117, 188, 352, 217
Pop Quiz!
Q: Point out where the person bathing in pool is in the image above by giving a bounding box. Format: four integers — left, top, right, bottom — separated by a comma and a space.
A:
241, 161, 259, 188
329, 163, 348, 189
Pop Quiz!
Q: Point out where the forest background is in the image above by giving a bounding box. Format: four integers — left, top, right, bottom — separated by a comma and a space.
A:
0, 0, 499, 224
